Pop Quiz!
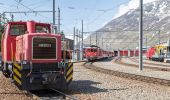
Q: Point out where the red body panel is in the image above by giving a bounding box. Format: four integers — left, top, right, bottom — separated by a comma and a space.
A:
119, 51, 123, 56
123, 50, 128, 56
146, 47, 155, 59
85, 48, 97, 59
84, 47, 114, 61
130, 51, 134, 57
15, 33, 62, 63
1, 21, 62, 63
119, 50, 128, 56
135, 50, 139, 56
1, 23, 25, 62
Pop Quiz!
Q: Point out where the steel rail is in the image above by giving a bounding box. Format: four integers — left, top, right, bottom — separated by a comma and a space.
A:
83, 61, 170, 86
51, 89, 77, 100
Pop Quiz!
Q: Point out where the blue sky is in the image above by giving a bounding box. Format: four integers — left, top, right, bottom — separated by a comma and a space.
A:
0, 0, 156, 38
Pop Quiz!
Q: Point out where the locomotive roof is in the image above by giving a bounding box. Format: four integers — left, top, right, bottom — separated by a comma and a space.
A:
8, 21, 50, 26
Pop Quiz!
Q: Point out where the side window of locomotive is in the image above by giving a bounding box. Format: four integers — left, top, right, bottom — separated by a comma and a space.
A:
10, 25, 26, 35
36, 25, 50, 33
94, 49, 97, 52
87, 49, 90, 52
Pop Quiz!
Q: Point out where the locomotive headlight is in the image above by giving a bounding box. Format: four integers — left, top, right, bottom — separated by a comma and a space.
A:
22, 61, 27, 64
8, 64, 13, 72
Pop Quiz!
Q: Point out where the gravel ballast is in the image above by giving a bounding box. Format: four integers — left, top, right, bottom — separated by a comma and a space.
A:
94, 60, 170, 80
68, 63, 170, 100
0, 73, 37, 100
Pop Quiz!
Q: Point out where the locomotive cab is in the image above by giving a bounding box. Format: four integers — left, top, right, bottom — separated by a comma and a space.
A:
1, 21, 73, 90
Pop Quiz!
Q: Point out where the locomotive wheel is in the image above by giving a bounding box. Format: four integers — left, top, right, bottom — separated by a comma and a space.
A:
0, 61, 2, 71
2, 63, 10, 78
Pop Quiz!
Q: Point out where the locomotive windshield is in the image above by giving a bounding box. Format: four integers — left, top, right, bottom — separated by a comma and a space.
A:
10, 25, 26, 35
36, 25, 50, 33
93, 49, 97, 52
91, 49, 97, 52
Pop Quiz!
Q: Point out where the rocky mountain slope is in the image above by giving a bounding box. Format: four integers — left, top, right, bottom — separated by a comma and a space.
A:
85, 0, 170, 50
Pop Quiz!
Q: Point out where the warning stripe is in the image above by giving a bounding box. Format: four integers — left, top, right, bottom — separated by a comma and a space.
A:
66, 70, 73, 79
13, 75, 21, 85
67, 63, 72, 70
13, 68, 21, 78
66, 73, 73, 82
66, 66, 73, 76
13, 63, 22, 85
66, 62, 73, 85
14, 63, 22, 70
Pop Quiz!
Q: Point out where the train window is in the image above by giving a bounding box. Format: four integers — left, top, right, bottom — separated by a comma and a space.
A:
36, 25, 50, 33
93, 49, 97, 52
86, 49, 90, 52
10, 25, 26, 35
168, 47, 170, 52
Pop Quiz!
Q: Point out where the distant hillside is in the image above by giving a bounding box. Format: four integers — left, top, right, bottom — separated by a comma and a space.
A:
85, 0, 170, 50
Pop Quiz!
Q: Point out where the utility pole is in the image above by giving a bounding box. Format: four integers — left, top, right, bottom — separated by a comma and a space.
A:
58, 7, 60, 33
158, 30, 160, 44
76, 29, 78, 46
81, 20, 84, 60
139, 0, 143, 71
90, 35, 91, 46
2, 13, 5, 23
73, 27, 76, 62
11, 14, 14, 22
53, 0, 56, 33
96, 32, 97, 46
79, 30, 81, 50
0, 14, 1, 25
79, 30, 81, 61
75, 29, 78, 61
102, 38, 103, 49
146, 36, 147, 49
79, 30, 81, 44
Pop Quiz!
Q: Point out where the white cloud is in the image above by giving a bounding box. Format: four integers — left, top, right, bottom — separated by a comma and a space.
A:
114, 0, 157, 18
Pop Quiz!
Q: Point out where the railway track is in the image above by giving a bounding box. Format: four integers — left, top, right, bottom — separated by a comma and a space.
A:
83, 61, 170, 87
115, 57, 170, 71
51, 89, 77, 100
31, 89, 77, 100
129, 57, 170, 67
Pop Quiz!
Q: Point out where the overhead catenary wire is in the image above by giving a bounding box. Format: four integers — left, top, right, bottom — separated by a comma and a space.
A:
13, 0, 53, 21
86, 1, 129, 26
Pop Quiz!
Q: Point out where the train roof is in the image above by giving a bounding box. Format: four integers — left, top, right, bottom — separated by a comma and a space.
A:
7, 21, 51, 26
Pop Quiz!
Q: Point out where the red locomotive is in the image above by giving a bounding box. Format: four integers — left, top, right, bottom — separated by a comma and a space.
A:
1, 21, 73, 90
84, 45, 114, 61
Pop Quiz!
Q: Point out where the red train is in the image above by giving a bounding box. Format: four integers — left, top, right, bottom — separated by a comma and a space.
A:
146, 44, 168, 62
116, 50, 146, 57
1, 21, 73, 90
84, 45, 114, 61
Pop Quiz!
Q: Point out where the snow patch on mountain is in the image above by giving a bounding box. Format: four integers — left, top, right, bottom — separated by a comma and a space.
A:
85, 0, 170, 50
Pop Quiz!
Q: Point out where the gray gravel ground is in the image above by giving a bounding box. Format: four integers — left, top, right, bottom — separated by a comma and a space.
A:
121, 57, 170, 69
68, 62, 170, 100
93, 59, 170, 80
0, 73, 35, 100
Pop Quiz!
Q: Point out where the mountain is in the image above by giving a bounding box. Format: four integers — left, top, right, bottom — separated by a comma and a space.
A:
85, 0, 170, 50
